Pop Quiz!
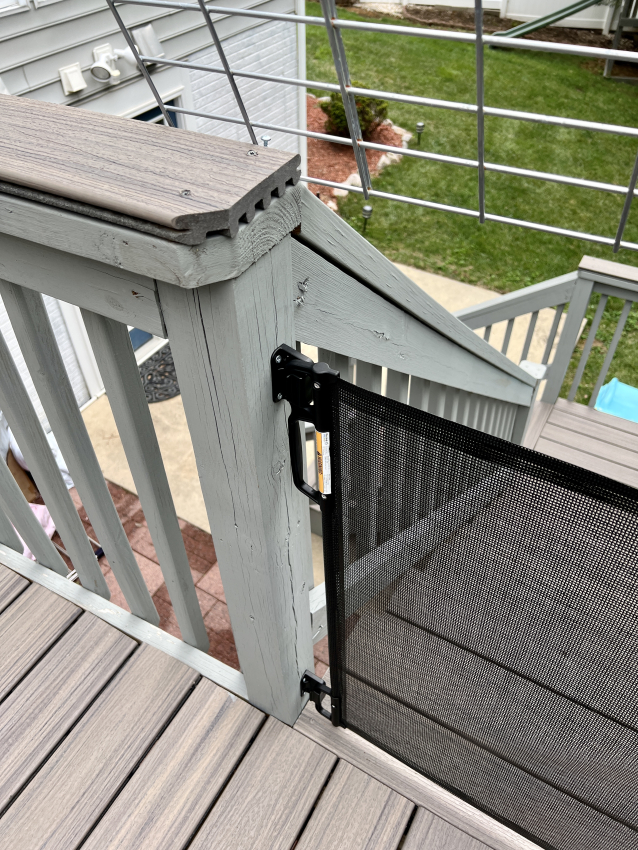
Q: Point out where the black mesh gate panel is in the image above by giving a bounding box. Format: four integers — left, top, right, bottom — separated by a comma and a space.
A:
321, 379, 638, 850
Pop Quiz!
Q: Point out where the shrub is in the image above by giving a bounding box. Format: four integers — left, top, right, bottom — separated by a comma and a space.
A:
320, 85, 388, 140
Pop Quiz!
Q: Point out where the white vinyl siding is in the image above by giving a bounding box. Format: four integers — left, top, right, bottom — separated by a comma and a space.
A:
188, 19, 299, 154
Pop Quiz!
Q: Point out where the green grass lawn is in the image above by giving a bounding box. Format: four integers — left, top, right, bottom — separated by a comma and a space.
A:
305, 3, 638, 401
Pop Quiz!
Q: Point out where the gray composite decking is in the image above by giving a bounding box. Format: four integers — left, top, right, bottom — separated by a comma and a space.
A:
524, 397, 638, 488
0, 568, 498, 850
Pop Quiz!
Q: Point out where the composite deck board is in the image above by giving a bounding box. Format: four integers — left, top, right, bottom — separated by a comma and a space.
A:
0, 94, 300, 242
553, 396, 638, 438
0, 614, 135, 814
541, 421, 638, 469
83, 678, 264, 850
534, 436, 638, 488
0, 644, 199, 850
404, 808, 489, 850
296, 759, 413, 850
0, 583, 80, 701
0, 564, 28, 614
190, 715, 337, 850
547, 408, 638, 454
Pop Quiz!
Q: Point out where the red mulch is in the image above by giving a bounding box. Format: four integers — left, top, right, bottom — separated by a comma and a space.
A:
306, 95, 403, 203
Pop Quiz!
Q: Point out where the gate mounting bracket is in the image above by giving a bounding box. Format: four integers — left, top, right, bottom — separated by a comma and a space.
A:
271, 344, 339, 506
301, 669, 341, 726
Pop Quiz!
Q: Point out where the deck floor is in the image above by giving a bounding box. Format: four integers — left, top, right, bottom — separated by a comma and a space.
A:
0, 565, 512, 850
525, 398, 638, 488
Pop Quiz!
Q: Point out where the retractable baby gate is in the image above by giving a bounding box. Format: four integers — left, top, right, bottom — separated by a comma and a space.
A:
272, 345, 638, 850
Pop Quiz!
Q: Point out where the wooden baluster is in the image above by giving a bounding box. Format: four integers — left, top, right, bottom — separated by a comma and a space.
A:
318, 349, 354, 382
501, 318, 515, 356
0, 280, 157, 622
355, 360, 382, 394
0, 299, 107, 595
157, 238, 314, 724
81, 310, 209, 651
483, 325, 492, 343
520, 311, 539, 363
542, 278, 594, 404
385, 370, 409, 403
542, 304, 565, 365
567, 295, 607, 402
408, 377, 430, 411
589, 299, 633, 408
0, 459, 66, 572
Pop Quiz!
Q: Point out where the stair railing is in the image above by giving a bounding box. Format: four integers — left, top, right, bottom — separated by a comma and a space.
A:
455, 256, 638, 409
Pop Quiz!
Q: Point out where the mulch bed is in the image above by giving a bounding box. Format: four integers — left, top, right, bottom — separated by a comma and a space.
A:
306, 95, 403, 203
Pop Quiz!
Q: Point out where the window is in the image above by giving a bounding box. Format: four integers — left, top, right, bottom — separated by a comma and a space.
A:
0, 0, 28, 16
132, 99, 179, 128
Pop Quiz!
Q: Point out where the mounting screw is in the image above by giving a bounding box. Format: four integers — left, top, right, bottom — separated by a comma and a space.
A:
247, 149, 259, 157
314, 382, 320, 389
180, 188, 192, 197
275, 354, 282, 364
276, 392, 283, 400
261, 134, 272, 147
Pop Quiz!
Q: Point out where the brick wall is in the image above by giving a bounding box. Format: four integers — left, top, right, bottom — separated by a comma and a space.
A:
187, 19, 300, 154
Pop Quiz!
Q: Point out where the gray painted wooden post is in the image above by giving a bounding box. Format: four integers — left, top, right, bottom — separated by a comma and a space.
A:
541, 275, 595, 404
81, 309, 209, 651
157, 237, 315, 724
0, 280, 158, 623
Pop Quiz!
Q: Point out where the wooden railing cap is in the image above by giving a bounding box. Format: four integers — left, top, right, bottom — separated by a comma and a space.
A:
579, 254, 638, 284
0, 94, 300, 244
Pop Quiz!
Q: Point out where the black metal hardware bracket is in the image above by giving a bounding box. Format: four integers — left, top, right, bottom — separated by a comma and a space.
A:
300, 669, 341, 726
271, 344, 339, 507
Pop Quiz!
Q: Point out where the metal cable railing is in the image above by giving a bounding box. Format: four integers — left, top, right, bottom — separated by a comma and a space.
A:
108, 0, 638, 252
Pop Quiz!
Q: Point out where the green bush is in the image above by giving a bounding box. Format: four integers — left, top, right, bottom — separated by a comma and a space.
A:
320, 85, 388, 140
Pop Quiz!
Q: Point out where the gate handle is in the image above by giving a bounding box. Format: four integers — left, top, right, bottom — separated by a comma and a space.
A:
271, 344, 339, 508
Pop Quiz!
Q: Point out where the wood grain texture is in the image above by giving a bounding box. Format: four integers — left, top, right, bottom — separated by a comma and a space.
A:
292, 242, 534, 407
82, 310, 207, 649
404, 809, 490, 850
296, 187, 534, 388
535, 436, 638, 488
1, 281, 157, 622
0, 184, 302, 289
542, 421, 638, 468
0, 583, 80, 701
294, 707, 543, 850
0, 231, 163, 336
0, 613, 135, 814
190, 716, 336, 850
554, 396, 638, 437
297, 759, 413, 850
0, 565, 28, 615
454, 273, 578, 329
0, 644, 199, 850
0, 543, 247, 700
158, 238, 314, 724
0, 305, 108, 594
579, 254, 638, 284
0, 94, 300, 241
83, 678, 263, 850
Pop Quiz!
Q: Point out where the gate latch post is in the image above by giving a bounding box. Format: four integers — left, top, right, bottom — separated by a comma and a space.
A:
301, 669, 341, 726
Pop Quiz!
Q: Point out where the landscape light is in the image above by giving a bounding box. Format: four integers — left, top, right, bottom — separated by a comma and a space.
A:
416, 121, 424, 146
362, 204, 373, 234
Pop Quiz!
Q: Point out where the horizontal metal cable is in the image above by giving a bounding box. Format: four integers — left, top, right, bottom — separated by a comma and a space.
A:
121, 0, 638, 63
301, 177, 638, 251
170, 104, 637, 194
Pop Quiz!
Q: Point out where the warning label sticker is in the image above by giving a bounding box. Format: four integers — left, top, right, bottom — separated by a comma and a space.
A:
316, 431, 331, 495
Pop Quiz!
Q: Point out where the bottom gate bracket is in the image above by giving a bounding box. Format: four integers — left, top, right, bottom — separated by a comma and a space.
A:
301, 670, 341, 726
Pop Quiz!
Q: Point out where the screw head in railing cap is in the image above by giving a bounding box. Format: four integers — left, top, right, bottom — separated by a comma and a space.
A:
362, 205, 373, 220
261, 134, 272, 147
